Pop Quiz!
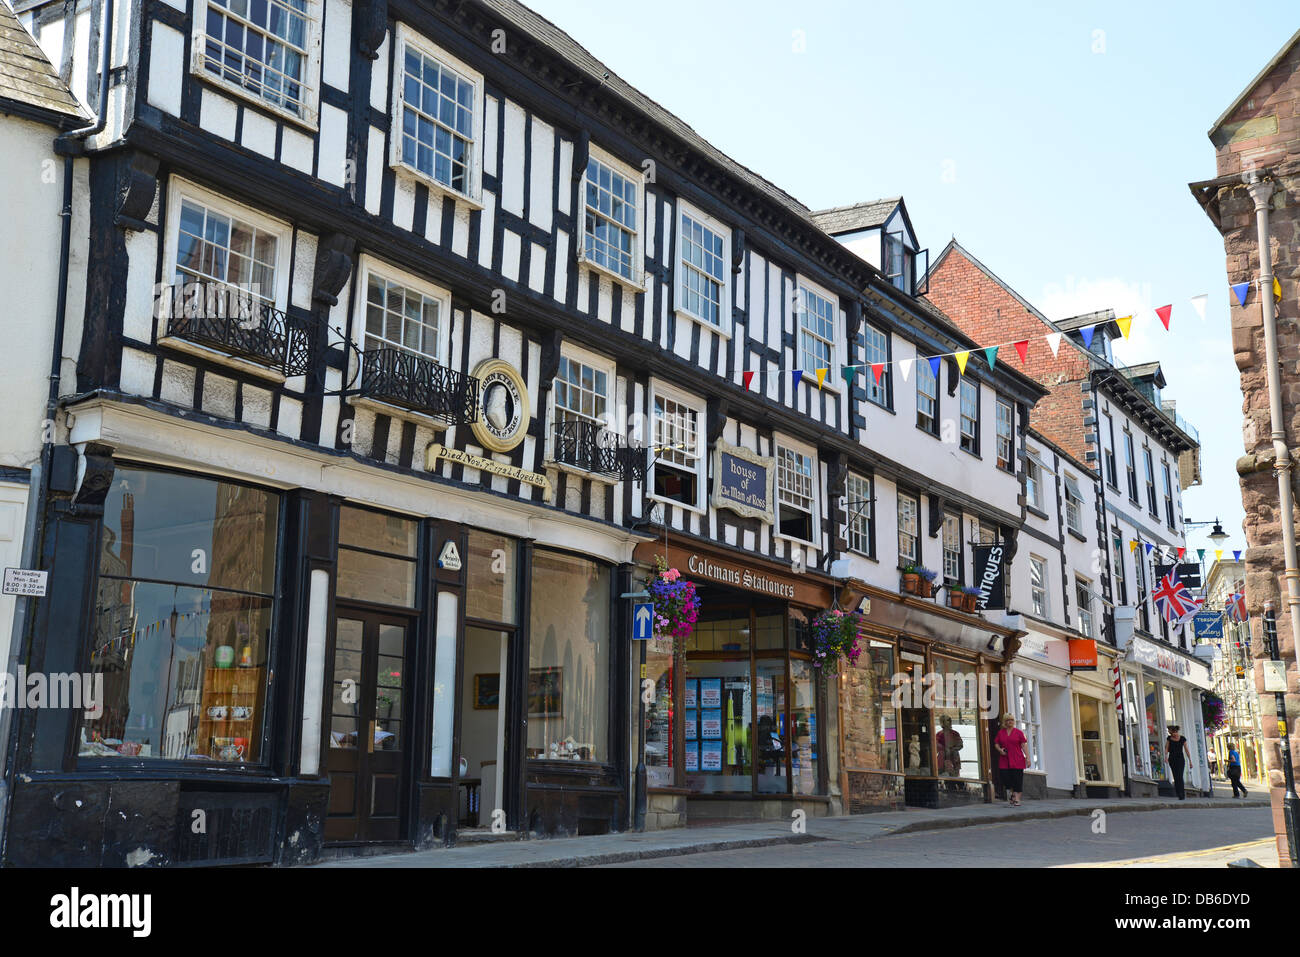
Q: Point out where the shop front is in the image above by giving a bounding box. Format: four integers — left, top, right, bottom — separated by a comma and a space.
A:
1006, 629, 1075, 799
632, 537, 840, 826
838, 586, 1023, 811
1065, 639, 1124, 798
1119, 636, 1213, 798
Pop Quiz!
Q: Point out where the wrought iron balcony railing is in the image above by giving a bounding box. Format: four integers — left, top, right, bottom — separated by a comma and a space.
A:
360, 346, 479, 426
551, 418, 647, 483
163, 290, 309, 376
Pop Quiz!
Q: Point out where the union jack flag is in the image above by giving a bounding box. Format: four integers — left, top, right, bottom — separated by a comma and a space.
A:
1226, 592, 1248, 622
1153, 571, 1197, 623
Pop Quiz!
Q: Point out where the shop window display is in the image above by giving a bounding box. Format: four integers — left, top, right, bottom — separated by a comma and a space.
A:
645, 642, 675, 787
933, 657, 981, 780
790, 659, 819, 794
1145, 680, 1165, 779
82, 468, 278, 763
899, 657, 932, 775
843, 640, 899, 772
755, 659, 787, 793
527, 550, 611, 762
1077, 695, 1110, 782
1123, 676, 1149, 778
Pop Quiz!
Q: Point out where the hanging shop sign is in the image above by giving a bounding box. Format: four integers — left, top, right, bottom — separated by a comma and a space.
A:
425, 443, 551, 493
470, 359, 530, 453
1069, 638, 1098, 671
711, 441, 774, 523
971, 544, 1007, 611
632, 539, 832, 608
1192, 612, 1224, 640
1154, 562, 1203, 591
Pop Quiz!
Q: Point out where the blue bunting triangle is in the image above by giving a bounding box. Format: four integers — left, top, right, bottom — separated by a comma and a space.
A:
1080, 325, 1096, 350
792, 370, 803, 389
928, 356, 941, 379
1231, 282, 1250, 307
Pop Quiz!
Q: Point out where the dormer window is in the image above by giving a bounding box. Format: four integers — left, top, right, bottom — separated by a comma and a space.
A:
885, 232, 910, 293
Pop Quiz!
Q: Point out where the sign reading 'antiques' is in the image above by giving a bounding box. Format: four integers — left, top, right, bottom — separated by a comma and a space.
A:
470, 358, 530, 453
425, 444, 551, 493
711, 441, 774, 523
971, 544, 1007, 611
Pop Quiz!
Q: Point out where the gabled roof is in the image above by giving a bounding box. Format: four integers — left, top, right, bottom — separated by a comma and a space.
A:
1119, 361, 1165, 386
1209, 27, 1300, 137
810, 198, 902, 235
1057, 309, 1122, 339
929, 239, 1059, 331
0, 0, 84, 122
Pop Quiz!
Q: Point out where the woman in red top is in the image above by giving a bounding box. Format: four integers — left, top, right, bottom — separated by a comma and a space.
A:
994, 713, 1029, 806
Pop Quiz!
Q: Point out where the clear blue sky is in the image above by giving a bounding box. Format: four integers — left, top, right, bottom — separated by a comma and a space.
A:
526, 0, 1296, 564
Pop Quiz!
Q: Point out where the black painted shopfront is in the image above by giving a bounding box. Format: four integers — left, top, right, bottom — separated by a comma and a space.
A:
2, 454, 632, 866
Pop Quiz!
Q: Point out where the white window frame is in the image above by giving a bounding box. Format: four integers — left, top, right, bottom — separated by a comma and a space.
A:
1076, 576, 1095, 638
1011, 675, 1044, 771
959, 378, 979, 454
774, 435, 820, 548
389, 23, 486, 207
995, 396, 1015, 471
898, 492, 919, 565
354, 255, 452, 369
862, 323, 891, 408
1064, 473, 1085, 535
647, 379, 706, 514
942, 512, 961, 582
673, 200, 731, 336
916, 356, 939, 433
548, 342, 617, 472
1025, 448, 1044, 511
794, 277, 841, 393
579, 144, 645, 290
190, 0, 323, 128
845, 473, 874, 557
160, 178, 293, 379
1029, 556, 1049, 618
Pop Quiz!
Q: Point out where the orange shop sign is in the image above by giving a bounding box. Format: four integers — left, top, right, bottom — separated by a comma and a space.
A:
1068, 638, 1098, 671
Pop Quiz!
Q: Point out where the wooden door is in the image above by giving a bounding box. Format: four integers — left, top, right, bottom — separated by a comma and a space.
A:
325, 611, 409, 843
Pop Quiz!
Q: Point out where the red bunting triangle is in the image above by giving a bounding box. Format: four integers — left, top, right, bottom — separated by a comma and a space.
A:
1156, 304, 1172, 330
1177, 546, 1186, 560
1014, 340, 1029, 364
742, 370, 755, 391
871, 363, 884, 385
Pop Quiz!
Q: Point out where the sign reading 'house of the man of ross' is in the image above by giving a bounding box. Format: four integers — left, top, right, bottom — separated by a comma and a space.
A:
711, 441, 774, 524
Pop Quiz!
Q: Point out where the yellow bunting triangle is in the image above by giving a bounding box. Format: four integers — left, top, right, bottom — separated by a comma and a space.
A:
1129, 540, 1138, 552
816, 368, 827, 389
1116, 316, 1132, 339
1215, 549, 1224, 561
1275, 276, 1283, 301
955, 351, 969, 375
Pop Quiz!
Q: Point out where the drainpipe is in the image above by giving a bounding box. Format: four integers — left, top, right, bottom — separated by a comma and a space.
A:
0, 0, 115, 853
1245, 174, 1300, 670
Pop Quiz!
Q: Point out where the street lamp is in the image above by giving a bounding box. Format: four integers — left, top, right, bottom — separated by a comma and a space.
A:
1185, 517, 1230, 548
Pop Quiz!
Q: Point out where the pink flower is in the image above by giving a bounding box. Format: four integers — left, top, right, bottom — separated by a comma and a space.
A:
662, 568, 681, 582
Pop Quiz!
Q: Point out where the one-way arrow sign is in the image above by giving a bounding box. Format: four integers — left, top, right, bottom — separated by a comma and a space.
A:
633, 602, 653, 641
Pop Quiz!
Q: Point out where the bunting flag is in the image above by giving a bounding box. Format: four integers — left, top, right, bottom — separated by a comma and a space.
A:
815, 368, 827, 389
899, 358, 914, 383
1215, 549, 1224, 561
1198, 548, 1206, 562
792, 370, 803, 389
1116, 316, 1132, 339
1080, 325, 1096, 350
871, 363, 884, 385
841, 365, 857, 388
1232, 282, 1250, 307
1014, 340, 1029, 363
1233, 549, 1242, 561
1275, 276, 1283, 301
742, 370, 755, 390
927, 356, 941, 379
1190, 294, 1208, 320
1156, 304, 1172, 330
1046, 332, 1062, 357
1177, 546, 1186, 560
984, 346, 998, 369
955, 351, 970, 375
1144, 542, 1154, 556
1129, 540, 1139, 553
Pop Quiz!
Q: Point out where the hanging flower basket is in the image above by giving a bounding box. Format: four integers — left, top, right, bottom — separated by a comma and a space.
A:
1202, 692, 1228, 734
647, 556, 702, 655
808, 608, 862, 676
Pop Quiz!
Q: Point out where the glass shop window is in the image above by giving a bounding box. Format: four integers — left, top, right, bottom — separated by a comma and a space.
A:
528, 550, 611, 763
465, 530, 517, 624
336, 506, 418, 608
82, 467, 279, 764
933, 657, 982, 780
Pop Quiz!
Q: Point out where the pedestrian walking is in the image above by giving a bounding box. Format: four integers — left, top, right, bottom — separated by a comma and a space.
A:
1166, 725, 1191, 800
1226, 743, 1249, 798
994, 713, 1029, 807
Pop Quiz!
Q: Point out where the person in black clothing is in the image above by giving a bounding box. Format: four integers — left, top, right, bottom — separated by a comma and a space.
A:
1166, 725, 1191, 800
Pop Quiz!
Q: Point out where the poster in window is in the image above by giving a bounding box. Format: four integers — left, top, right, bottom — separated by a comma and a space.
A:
684, 679, 698, 708
700, 678, 722, 708
527, 667, 563, 717
684, 708, 698, 741
701, 740, 723, 771
701, 709, 722, 739
685, 741, 699, 772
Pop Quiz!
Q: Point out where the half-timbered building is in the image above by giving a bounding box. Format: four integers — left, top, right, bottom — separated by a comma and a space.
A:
2, 0, 1047, 865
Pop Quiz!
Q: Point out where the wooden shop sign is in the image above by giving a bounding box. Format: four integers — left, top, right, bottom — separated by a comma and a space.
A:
426, 444, 551, 493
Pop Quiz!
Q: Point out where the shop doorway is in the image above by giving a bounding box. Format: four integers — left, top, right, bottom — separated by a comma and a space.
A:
458, 627, 511, 828
325, 609, 410, 843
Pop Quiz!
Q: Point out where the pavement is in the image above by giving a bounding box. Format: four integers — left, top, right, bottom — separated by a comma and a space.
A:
311, 793, 1271, 868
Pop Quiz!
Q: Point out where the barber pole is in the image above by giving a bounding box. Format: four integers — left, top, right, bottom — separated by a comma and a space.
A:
1112, 664, 1123, 717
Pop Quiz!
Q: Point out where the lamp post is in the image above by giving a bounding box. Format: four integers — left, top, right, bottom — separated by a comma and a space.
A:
1263, 602, 1299, 867
1183, 517, 1230, 548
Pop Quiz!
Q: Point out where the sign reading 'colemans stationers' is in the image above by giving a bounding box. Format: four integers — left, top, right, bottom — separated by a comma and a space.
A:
712, 441, 774, 524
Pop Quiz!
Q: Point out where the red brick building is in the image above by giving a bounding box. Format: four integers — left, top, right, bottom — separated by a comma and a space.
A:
1192, 27, 1300, 867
